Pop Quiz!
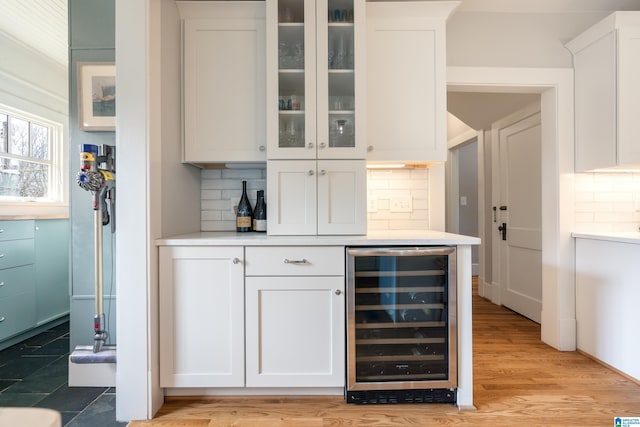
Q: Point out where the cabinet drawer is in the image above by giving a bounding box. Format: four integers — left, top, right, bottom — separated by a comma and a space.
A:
0, 290, 37, 341
0, 239, 35, 270
245, 246, 344, 276
0, 264, 36, 299
0, 220, 35, 241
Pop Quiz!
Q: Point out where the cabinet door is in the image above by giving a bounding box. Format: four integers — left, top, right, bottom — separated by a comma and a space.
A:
366, 3, 448, 162
35, 220, 70, 324
159, 246, 244, 387
573, 31, 617, 171
267, 160, 318, 235
182, 9, 266, 163
317, 159, 366, 235
267, 0, 365, 160
617, 26, 640, 167
245, 275, 345, 387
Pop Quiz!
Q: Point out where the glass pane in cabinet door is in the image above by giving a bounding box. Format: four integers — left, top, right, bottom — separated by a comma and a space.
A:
327, 0, 355, 148
278, 0, 305, 149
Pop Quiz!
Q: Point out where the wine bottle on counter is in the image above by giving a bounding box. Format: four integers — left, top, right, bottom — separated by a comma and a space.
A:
253, 190, 267, 232
236, 180, 253, 232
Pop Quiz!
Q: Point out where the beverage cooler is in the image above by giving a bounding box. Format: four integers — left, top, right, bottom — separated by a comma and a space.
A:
346, 246, 457, 404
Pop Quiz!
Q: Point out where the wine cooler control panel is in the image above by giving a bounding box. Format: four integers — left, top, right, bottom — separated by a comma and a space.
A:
346, 246, 457, 404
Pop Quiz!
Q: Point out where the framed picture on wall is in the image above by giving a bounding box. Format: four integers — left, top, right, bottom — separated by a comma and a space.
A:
78, 62, 116, 131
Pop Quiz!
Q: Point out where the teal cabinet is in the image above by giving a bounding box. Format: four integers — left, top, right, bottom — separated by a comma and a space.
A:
0, 219, 69, 344
35, 220, 70, 324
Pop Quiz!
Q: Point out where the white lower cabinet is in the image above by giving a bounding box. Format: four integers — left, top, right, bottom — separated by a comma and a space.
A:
245, 275, 345, 387
159, 246, 245, 387
245, 246, 345, 387
160, 244, 345, 390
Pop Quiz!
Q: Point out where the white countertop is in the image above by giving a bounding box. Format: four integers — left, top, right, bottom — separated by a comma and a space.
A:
572, 231, 640, 244
157, 230, 481, 246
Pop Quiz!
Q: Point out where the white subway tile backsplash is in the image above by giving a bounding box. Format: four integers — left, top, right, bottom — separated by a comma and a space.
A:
575, 172, 640, 232
199, 166, 431, 232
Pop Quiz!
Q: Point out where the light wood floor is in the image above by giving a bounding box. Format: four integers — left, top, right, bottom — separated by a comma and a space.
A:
129, 279, 640, 426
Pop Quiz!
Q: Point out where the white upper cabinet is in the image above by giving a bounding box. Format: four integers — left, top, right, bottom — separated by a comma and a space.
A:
567, 12, 640, 171
365, 2, 458, 163
179, 3, 266, 164
266, 0, 366, 160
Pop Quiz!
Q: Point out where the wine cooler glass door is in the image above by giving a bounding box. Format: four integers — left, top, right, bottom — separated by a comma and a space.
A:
346, 247, 457, 391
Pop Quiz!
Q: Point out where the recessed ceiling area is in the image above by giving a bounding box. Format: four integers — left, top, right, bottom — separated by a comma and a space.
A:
447, 91, 540, 131
0, 0, 68, 68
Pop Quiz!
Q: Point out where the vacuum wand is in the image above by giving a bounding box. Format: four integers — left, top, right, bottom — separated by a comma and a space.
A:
76, 144, 115, 354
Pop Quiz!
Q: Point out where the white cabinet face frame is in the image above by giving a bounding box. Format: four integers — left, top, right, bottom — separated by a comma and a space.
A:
266, 0, 366, 160
181, 4, 266, 163
245, 275, 345, 387
159, 246, 245, 388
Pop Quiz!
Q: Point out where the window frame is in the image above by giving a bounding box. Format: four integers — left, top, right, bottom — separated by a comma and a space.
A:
0, 103, 65, 205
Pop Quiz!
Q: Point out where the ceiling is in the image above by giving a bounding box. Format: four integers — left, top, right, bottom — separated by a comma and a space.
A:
0, 0, 68, 68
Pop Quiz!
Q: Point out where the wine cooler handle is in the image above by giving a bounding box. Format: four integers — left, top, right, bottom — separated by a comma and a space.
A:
335, 289, 342, 295
284, 258, 307, 264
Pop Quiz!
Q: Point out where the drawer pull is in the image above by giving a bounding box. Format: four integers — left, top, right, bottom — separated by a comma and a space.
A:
284, 258, 307, 264
0, 317, 5, 322
232, 258, 240, 264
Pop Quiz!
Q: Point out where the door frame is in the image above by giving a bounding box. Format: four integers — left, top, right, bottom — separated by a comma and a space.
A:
448, 66, 576, 351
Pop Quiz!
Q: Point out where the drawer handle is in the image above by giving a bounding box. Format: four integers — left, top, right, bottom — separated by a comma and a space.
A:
0, 316, 5, 322
232, 258, 240, 264
284, 258, 307, 264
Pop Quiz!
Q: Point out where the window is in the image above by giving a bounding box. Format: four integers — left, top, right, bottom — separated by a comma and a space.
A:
0, 107, 62, 202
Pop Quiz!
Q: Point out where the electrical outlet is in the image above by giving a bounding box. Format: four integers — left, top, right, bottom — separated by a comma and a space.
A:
390, 196, 412, 213
460, 196, 467, 206
367, 198, 378, 213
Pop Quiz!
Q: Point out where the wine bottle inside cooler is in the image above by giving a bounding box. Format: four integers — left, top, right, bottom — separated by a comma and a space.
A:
236, 180, 253, 232
253, 190, 267, 232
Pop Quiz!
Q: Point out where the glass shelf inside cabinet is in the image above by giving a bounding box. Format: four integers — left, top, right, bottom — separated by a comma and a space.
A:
278, 0, 305, 149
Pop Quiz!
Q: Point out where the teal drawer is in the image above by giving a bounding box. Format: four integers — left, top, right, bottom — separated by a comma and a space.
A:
0, 264, 36, 299
0, 290, 37, 341
0, 239, 35, 270
0, 220, 35, 241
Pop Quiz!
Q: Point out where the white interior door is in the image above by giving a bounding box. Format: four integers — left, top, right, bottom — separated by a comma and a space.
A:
498, 112, 542, 323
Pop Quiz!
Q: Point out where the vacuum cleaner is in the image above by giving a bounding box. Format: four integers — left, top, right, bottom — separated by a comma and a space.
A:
70, 144, 117, 364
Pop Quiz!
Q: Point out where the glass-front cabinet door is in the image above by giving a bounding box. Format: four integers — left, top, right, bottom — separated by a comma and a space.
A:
267, 0, 365, 160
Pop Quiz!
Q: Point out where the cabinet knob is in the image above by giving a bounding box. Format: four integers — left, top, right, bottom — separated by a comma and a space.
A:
319, 169, 327, 175
0, 229, 4, 233
0, 282, 4, 287
0, 253, 4, 258
308, 170, 314, 176
335, 289, 342, 295
259, 145, 266, 152
0, 316, 5, 322
232, 258, 240, 264
367, 145, 373, 152
307, 142, 314, 149
319, 142, 326, 149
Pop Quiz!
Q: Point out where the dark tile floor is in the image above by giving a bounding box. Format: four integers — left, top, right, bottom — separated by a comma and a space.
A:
0, 321, 127, 426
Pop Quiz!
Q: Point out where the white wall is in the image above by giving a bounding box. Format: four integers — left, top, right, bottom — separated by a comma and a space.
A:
447, 11, 612, 68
